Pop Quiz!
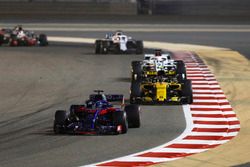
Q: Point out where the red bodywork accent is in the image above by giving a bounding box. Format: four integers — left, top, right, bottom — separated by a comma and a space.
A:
9, 37, 37, 46
11, 40, 18, 46
98, 107, 116, 115
23, 37, 37, 46
99, 109, 108, 115
27, 38, 37, 46
74, 106, 116, 115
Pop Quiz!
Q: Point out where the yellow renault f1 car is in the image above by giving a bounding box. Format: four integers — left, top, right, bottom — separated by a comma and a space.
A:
130, 78, 193, 105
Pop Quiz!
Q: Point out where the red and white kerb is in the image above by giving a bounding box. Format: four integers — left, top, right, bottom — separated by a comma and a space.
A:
84, 51, 240, 167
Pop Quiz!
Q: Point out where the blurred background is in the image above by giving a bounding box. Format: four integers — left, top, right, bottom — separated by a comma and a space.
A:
0, 0, 250, 21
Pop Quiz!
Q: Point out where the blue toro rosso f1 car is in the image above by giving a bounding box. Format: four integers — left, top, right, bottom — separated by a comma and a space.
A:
53, 90, 140, 135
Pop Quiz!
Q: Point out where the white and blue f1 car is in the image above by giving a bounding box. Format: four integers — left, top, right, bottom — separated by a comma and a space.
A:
95, 31, 143, 54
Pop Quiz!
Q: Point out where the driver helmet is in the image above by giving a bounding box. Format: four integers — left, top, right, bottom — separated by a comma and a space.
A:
115, 31, 123, 36
95, 101, 103, 108
14, 25, 22, 31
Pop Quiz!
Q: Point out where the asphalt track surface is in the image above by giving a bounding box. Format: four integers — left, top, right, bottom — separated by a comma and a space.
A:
0, 44, 185, 167
43, 30, 250, 59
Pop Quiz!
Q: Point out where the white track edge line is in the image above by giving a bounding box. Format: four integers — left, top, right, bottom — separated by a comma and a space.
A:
82, 105, 193, 167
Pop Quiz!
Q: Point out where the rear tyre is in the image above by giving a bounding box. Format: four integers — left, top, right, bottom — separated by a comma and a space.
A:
10, 34, 18, 46
0, 34, 4, 46
39, 34, 48, 46
18, 39, 28, 46
113, 111, 128, 134
95, 40, 101, 54
54, 110, 67, 134
182, 79, 193, 104
135, 40, 143, 54
130, 80, 141, 104
100, 40, 109, 54
125, 104, 140, 128
131, 61, 142, 81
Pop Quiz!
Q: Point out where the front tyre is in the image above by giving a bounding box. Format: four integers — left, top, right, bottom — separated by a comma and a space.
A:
125, 104, 140, 128
113, 111, 128, 134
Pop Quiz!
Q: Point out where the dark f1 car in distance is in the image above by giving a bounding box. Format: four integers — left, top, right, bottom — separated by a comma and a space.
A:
54, 90, 140, 135
95, 30, 143, 54
0, 25, 48, 46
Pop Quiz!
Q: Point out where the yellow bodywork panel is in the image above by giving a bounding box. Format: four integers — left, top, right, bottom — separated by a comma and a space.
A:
167, 70, 176, 75
146, 71, 157, 75
144, 96, 153, 102
155, 82, 167, 101
171, 96, 179, 102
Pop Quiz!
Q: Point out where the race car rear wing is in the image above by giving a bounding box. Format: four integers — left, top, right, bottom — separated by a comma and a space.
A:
89, 90, 125, 105
106, 94, 125, 107
105, 94, 124, 102
144, 54, 172, 60
89, 93, 124, 102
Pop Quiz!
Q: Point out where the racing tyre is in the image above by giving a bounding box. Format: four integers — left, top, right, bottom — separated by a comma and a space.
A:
54, 110, 67, 134
130, 80, 141, 104
126, 41, 134, 49
95, 40, 101, 54
176, 60, 187, 81
9, 34, 18, 46
0, 34, 4, 46
113, 111, 128, 134
131, 61, 142, 81
125, 104, 140, 128
18, 38, 28, 46
100, 40, 108, 54
39, 34, 48, 46
135, 40, 143, 54
182, 79, 193, 104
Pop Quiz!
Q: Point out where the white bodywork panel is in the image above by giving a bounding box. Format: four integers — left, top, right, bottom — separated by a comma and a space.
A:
143, 53, 176, 71
112, 32, 129, 51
